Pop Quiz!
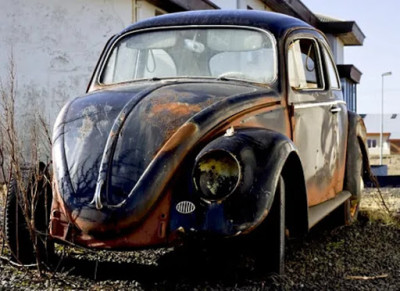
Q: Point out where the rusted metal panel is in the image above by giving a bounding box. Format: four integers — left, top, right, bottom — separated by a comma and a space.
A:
53, 81, 279, 235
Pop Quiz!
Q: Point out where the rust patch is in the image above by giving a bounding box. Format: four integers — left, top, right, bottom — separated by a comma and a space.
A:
63, 190, 172, 249
151, 102, 202, 116
307, 173, 339, 207
161, 122, 198, 153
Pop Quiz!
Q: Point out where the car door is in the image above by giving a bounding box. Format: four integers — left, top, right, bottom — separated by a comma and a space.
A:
286, 31, 347, 206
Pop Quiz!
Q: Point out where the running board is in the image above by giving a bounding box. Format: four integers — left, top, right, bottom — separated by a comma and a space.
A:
308, 191, 351, 229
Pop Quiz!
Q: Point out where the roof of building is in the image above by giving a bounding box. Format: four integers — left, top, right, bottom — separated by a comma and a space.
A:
144, 1, 365, 46
337, 64, 362, 83
361, 114, 400, 139
315, 14, 365, 45
257, 1, 365, 45
146, 0, 219, 12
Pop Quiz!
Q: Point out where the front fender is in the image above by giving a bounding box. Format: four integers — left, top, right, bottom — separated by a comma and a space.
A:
170, 128, 298, 237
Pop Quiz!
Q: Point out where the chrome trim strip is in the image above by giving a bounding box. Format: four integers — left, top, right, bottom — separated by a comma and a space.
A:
293, 100, 346, 109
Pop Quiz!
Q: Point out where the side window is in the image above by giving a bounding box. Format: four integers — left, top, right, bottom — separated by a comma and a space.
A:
288, 39, 323, 90
322, 45, 340, 89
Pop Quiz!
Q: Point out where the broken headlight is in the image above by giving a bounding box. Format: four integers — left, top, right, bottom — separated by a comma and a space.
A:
193, 150, 240, 201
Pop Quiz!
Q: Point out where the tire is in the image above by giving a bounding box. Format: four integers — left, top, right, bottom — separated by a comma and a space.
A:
253, 176, 285, 275
4, 179, 35, 264
4, 170, 54, 266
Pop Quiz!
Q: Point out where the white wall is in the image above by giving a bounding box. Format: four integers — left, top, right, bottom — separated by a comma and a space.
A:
135, 0, 166, 21
367, 136, 391, 156
0, 0, 132, 148
212, 0, 272, 10
325, 34, 344, 64
212, 0, 238, 9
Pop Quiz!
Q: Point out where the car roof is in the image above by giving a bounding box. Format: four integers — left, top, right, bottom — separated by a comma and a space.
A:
121, 10, 313, 38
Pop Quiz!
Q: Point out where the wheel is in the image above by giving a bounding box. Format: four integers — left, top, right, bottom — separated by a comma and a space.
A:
253, 176, 285, 275
4, 179, 35, 264
4, 168, 54, 266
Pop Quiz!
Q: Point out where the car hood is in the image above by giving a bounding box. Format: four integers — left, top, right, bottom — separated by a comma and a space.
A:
52, 80, 278, 233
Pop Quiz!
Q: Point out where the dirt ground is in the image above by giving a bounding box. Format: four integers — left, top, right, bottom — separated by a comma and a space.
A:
0, 185, 399, 290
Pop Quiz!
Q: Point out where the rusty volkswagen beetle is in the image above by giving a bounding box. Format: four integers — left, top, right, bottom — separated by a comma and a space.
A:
7, 10, 370, 273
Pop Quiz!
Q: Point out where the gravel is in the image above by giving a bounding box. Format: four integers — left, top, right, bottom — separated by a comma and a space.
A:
0, 187, 399, 290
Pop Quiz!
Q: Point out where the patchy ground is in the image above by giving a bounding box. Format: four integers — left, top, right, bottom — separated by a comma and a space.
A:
361, 187, 400, 214
0, 186, 399, 290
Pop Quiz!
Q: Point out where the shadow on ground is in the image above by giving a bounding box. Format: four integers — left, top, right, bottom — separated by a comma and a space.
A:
1, 211, 398, 289
52, 217, 347, 290
57, 240, 272, 289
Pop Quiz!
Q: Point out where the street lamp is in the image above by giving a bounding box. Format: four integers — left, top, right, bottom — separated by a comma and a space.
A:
380, 71, 392, 165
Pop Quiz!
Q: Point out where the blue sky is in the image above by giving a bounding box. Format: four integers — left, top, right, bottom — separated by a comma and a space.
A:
302, 0, 400, 113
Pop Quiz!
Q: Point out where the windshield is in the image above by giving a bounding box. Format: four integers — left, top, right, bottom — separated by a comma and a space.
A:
100, 27, 277, 85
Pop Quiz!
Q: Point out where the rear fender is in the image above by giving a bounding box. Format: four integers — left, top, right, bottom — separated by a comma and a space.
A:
345, 111, 370, 195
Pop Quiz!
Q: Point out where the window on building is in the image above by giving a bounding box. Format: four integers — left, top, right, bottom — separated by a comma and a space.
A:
288, 39, 324, 90
367, 139, 377, 148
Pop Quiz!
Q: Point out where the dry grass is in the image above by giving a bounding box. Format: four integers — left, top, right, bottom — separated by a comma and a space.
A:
0, 55, 53, 274
360, 188, 400, 226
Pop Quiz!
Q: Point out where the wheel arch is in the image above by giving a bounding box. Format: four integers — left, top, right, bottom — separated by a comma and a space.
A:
281, 152, 308, 237
192, 129, 308, 236
187, 128, 310, 237
345, 111, 370, 194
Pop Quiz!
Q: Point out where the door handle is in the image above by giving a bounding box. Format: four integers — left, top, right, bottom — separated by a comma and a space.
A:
330, 106, 341, 114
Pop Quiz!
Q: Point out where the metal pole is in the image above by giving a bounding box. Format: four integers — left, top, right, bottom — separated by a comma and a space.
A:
380, 72, 392, 165
380, 75, 384, 165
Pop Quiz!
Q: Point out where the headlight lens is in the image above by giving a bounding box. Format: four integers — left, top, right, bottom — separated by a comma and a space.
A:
193, 150, 240, 200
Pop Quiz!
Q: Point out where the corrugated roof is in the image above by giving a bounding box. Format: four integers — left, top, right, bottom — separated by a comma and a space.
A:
361, 113, 400, 139
315, 13, 344, 23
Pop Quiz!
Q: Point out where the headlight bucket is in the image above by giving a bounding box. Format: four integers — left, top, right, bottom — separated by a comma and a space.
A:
193, 150, 241, 201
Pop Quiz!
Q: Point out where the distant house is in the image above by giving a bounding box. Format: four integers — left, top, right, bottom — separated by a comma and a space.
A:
361, 114, 400, 156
